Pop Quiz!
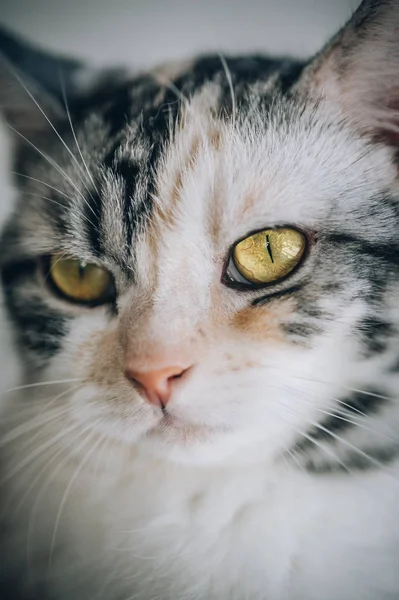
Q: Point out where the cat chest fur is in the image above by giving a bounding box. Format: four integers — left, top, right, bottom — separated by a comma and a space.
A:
6, 439, 398, 600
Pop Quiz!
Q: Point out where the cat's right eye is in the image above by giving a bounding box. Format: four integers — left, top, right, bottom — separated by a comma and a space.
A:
47, 256, 115, 306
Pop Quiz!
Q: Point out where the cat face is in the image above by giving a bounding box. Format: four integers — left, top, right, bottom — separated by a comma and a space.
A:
1, 0, 399, 468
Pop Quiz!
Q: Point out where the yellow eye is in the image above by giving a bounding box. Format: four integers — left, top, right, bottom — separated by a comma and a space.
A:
49, 256, 114, 304
231, 228, 306, 285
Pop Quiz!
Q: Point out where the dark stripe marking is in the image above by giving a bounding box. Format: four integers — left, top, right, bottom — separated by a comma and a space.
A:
304, 444, 399, 474
252, 284, 305, 305
112, 159, 141, 248
1, 260, 68, 361
84, 190, 103, 257
326, 233, 399, 268
282, 322, 323, 339
298, 388, 388, 449
357, 317, 394, 356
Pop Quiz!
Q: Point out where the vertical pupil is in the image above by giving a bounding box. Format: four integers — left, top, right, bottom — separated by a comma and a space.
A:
265, 234, 274, 263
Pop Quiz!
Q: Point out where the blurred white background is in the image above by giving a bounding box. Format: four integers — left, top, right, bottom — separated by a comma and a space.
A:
1, 0, 358, 68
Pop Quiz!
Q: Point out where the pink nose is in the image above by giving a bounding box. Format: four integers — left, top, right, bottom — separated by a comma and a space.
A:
125, 364, 190, 408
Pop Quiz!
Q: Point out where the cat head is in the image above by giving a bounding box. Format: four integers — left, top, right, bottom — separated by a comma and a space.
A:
1, 0, 399, 468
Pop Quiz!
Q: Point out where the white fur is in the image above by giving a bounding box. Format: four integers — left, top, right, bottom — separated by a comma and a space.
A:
2, 1, 399, 594
2, 394, 399, 600
1, 94, 399, 599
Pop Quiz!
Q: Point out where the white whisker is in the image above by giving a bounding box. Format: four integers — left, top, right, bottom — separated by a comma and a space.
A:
284, 394, 399, 479
278, 403, 352, 474
282, 443, 308, 474
311, 420, 399, 477
344, 387, 393, 402
0, 420, 82, 487
1, 385, 81, 447
11, 171, 76, 201
333, 397, 370, 419
281, 384, 399, 445
59, 69, 101, 198
287, 373, 397, 403
218, 54, 236, 128
43, 250, 80, 286
1, 378, 82, 396
5, 63, 98, 206
22, 191, 98, 231
24, 420, 104, 579
48, 425, 105, 567
6, 123, 99, 223
156, 77, 190, 109
11, 411, 88, 518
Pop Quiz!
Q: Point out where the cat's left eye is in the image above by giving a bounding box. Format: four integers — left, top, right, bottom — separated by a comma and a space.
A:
224, 227, 306, 287
47, 256, 115, 305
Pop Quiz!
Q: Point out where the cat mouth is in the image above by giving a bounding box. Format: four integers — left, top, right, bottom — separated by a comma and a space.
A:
160, 413, 184, 427
146, 413, 216, 442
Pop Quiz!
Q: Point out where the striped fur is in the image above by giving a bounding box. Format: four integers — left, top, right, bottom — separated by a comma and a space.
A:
0, 2, 399, 599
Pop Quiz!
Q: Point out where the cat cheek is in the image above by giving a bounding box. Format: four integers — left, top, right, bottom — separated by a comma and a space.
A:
74, 328, 124, 387
231, 299, 295, 344
69, 385, 158, 439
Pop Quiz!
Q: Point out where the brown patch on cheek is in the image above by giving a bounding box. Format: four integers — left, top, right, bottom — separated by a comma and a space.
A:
242, 193, 257, 216
232, 298, 296, 344
209, 128, 222, 151
223, 355, 265, 375
77, 329, 124, 387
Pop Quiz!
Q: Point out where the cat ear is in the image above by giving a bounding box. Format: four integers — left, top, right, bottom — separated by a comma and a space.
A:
0, 26, 83, 140
297, 0, 399, 145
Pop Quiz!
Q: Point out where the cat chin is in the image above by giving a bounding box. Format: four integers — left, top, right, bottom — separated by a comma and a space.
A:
68, 386, 269, 466
137, 413, 280, 466
138, 428, 277, 467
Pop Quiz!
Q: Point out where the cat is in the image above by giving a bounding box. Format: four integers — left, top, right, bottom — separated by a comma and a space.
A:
0, 0, 399, 598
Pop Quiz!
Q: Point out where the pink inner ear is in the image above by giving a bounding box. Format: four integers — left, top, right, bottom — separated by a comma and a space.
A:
295, 1, 399, 152
377, 128, 399, 148
383, 99, 399, 146
340, 85, 399, 154
370, 97, 399, 149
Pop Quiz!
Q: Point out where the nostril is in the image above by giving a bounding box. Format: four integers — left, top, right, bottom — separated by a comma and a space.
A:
170, 372, 183, 380
171, 365, 192, 381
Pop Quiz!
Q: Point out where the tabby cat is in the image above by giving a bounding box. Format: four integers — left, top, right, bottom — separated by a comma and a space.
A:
0, 1, 399, 598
